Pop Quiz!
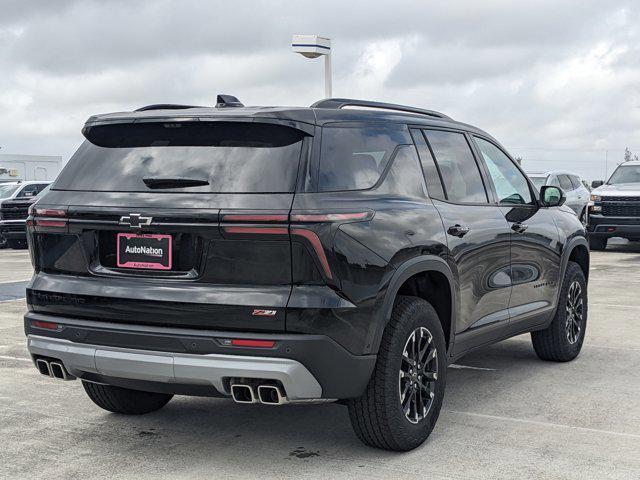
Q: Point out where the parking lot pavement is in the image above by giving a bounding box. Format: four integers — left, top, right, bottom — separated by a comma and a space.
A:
1, 243, 639, 480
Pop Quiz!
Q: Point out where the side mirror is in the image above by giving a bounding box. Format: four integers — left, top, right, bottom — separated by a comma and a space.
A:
591, 180, 604, 189
540, 185, 566, 207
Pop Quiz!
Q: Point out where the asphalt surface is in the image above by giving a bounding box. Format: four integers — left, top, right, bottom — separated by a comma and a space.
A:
1, 241, 639, 479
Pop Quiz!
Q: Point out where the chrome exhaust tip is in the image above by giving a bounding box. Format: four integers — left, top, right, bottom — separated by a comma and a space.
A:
230, 384, 258, 404
49, 362, 69, 380
257, 385, 287, 405
35, 358, 52, 377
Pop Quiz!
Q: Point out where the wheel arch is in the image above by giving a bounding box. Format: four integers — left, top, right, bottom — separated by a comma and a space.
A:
372, 255, 456, 355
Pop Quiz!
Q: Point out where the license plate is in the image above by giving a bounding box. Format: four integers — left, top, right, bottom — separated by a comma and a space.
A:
116, 233, 172, 270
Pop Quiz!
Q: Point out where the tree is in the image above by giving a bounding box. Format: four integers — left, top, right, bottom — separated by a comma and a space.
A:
623, 147, 639, 163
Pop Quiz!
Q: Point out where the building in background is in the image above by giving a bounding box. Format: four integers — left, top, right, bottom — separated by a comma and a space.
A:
0, 154, 62, 183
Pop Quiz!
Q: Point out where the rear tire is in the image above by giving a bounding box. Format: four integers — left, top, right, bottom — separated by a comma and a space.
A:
531, 261, 587, 362
82, 381, 173, 414
588, 236, 607, 251
347, 296, 447, 451
7, 239, 27, 249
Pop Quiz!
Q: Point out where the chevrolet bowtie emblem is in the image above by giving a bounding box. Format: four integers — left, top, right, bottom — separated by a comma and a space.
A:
119, 213, 153, 228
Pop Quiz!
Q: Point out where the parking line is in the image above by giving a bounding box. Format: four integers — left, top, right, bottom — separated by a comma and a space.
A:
0, 354, 32, 363
449, 364, 496, 371
448, 410, 640, 440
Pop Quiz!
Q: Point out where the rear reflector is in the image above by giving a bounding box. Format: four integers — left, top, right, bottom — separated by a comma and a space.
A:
230, 339, 276, 348
31, 320, 59, 330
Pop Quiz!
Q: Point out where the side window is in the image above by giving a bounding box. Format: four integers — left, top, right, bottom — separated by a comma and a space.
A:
35, 184, 48, 194
18, 184, 38, 198
318, 125, 410, 192
424, 130, 488, 204
376, 146, 426, 198
570, 175, 582, 190
410, 129, 445, 200
558, 175, 573, 192
474, 137, 533, 205
548, 175, 561, 187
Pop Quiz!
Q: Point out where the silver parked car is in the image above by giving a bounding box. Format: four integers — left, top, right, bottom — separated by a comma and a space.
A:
527, 170, 590, 224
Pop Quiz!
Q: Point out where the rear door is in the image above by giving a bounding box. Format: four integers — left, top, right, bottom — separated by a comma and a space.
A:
418, 129, 512, 335
559, 174, 580, 215
29, 120, 310, 332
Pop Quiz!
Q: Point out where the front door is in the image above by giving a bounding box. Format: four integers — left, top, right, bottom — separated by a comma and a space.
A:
472, 136, 560, 330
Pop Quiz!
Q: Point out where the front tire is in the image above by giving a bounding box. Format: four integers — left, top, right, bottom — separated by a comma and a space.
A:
82, 381, 173, 414
531, 261, 587, 362
347, 296, 447, 451
588, 236, 607, 251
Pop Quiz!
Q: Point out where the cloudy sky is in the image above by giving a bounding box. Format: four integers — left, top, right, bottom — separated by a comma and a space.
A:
1, 0, 640, 180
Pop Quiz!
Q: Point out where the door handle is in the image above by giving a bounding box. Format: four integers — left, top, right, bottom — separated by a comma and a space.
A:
447, 224, 470, 238
511, 222, 528, 234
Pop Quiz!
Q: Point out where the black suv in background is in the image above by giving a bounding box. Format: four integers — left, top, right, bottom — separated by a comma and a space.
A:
25, 97, 589, 451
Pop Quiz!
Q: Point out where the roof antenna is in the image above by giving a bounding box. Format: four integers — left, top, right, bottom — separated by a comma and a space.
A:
216, 94, 244, 108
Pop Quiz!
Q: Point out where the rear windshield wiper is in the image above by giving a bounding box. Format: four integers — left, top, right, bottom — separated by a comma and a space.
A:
142, 177, 210, 189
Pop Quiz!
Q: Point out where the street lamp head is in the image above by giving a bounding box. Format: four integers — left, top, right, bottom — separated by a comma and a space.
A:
291, 34, 331, 58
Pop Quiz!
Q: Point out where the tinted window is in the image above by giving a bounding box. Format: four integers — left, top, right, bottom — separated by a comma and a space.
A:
424, 130, 488, 204
376, 146, 426, 198
475, 137, 533, 205
410, 129, 445, 200
570, 175, 582, 189
54, 122, 306, 193
318, 125, 409, 192
558, 175, 573, 191
18, 184, 39, 197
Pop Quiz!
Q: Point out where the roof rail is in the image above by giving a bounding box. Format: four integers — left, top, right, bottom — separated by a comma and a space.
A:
310, 98, 450, 120
134, 104, 204, 112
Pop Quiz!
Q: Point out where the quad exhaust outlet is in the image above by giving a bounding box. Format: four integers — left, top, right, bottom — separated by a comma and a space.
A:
230, 382, 288, 405
35, 358, 72, 380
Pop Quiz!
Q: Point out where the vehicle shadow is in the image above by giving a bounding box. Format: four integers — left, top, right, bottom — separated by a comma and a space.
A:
69, 337, 552, 468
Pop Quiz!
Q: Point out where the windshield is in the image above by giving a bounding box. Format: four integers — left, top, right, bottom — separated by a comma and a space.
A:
54, 122, 307, 193
528, 176, 548, 190
608, 164, 640, 185
0, 184, 20, 198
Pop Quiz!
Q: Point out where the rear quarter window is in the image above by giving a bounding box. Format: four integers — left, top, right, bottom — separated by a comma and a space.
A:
318, 124, 411, 192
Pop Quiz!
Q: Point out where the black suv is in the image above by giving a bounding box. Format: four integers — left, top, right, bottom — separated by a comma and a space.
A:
25, 97, 589, 451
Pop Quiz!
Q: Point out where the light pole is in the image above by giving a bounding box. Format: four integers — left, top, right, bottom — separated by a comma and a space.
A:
291, 34, 332, 98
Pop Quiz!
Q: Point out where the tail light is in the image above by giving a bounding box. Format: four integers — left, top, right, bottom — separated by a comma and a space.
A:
30, 207, 69, 231
220, 210, 374, 283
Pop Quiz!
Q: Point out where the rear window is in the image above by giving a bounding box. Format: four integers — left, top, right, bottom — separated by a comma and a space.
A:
318, 124, 410, 191
54, 122, 307, 193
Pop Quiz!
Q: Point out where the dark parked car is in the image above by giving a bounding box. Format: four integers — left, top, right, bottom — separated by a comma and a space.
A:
25, 97, 589, 451
0, 183, 50, 248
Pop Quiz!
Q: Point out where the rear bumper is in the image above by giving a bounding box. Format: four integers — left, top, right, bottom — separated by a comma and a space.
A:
28, 335, 323, 400
587, 214, 640, 238
24, 311, 376, 399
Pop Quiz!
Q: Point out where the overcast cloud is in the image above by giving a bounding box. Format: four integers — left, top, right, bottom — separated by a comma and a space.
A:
1, 0, 640, 180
